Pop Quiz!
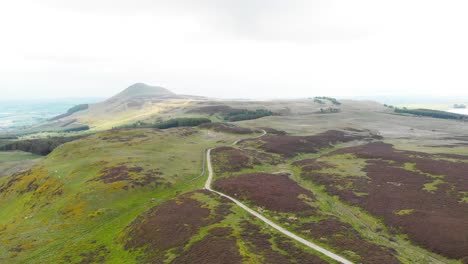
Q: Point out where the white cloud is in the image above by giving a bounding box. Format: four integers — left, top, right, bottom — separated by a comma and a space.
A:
0, 0, 467, 99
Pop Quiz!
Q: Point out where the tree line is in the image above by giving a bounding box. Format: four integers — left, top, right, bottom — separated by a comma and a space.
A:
313, 97, 341, 105
394, 108, 468, 120
224, 109, 273, 122
119, 117, 212, 129
0, 136, 84, 155
50, 104, 89, 121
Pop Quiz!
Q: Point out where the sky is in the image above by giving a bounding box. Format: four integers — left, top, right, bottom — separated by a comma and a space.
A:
1, 0, 468, 100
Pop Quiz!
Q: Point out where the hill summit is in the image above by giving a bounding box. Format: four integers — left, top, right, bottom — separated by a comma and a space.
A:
108, 83, 178, 101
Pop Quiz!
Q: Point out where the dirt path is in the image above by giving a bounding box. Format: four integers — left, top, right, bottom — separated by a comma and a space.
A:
204, 130, 353, 264
232, 129, 267, 146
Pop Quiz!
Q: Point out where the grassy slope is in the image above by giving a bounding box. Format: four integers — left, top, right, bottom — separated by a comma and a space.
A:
2, 99, 466, 263
0, 151, 41, 163
0, 128, 256, 263
0, 151, 42, 178
0, 127, 333, 263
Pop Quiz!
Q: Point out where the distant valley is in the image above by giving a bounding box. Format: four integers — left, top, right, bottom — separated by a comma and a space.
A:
0, 99, 102, 132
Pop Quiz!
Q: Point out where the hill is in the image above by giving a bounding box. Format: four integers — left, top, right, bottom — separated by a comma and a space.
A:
107, 83, 178, 101
1, 122, 465, 263
0, 127, 337, 263
1, 92, 468, 263
17, 87, 348, 134
26, 83, 207, 133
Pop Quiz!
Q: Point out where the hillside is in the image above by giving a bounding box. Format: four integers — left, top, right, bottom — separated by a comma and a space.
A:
1, 112, 467, 263
14, 85, 372, 135
1, 90, 468, 263
0, 127, 338, 263
23, 83, 207, 133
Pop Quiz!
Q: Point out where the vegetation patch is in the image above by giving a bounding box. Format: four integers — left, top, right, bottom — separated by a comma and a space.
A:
71, 244, 110, 264
0, 136, 85, 155
91, 165, 166, 189
120, 117, 211, 129
258, 130, 373, 157
122, 191, 232, 263
0, 168, 64, 205
240, 220, 327, 264
423, 179, 445, 192
395, 209, 414, 216
214, 173, 315, 212
123, 193, 212, 262
50, 104, 89, 121
199, 122, 254, 134
298, 142, 468, 260
171, 227, 242, 264
395, 108, 468, 120
224, 109, 273, 122
100, 129, 150, 142
61, 201, 88, 218
315, 154, 368, 178
211, 147, 258, 173
0, 151, 42, 178
61, 125, 90, 133
153, 118, 211, 129
313, 96, 341, 105
0, 135, 18, 140
187, 105, 247, 115
300, 219, 400, 264
259, 127, 286, 135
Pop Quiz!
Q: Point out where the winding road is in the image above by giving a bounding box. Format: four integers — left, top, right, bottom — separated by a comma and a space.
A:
232, 129, 267, 146
204, 130, 353, 264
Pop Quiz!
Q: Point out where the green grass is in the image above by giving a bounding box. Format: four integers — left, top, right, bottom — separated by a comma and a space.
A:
459, 192, 468, 203
0, 151, 41, 162
389, 139, 468, 156
395, 209, 415, 216
315, 154, 368, 178
402, 163, 447, 193
423, 179, 446, 192
0, 151, 43, 177
0, 128, 256, 263
2, 103, 467, 263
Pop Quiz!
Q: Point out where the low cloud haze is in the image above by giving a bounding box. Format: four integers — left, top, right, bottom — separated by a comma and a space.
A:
1, 0, 468, 99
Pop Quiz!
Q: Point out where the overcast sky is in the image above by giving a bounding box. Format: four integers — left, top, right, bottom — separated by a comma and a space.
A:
1, 0, 468, 100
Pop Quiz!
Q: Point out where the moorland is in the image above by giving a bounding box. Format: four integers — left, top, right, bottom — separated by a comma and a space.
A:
0, 83, 467, 264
